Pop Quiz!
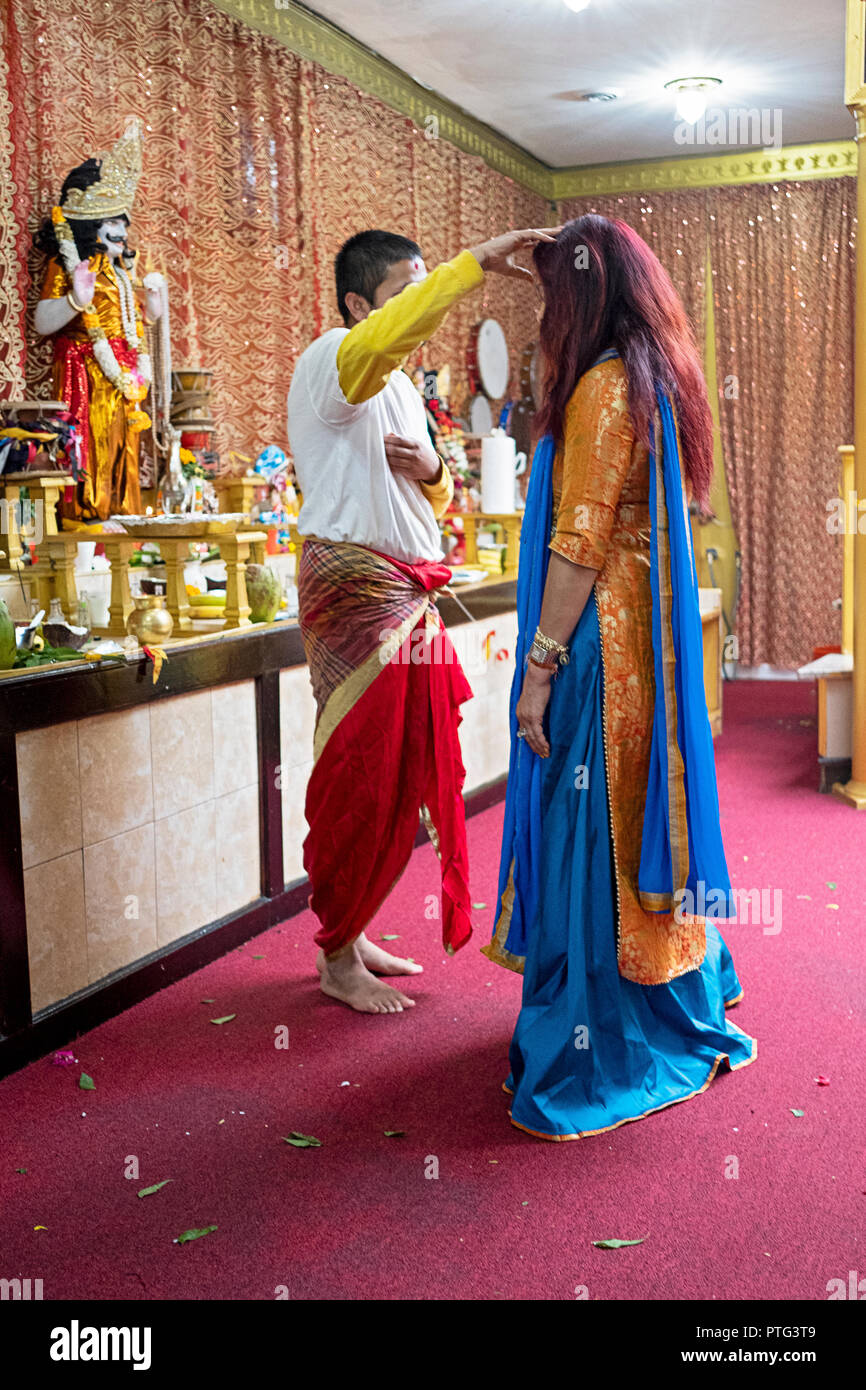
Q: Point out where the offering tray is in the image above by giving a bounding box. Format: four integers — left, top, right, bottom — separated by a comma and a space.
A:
111, 513, 251, 539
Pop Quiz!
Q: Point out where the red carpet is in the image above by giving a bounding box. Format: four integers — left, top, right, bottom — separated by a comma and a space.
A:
1, 681, 864, 1301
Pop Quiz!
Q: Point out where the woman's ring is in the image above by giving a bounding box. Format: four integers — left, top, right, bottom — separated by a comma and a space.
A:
516, 728, 527, 740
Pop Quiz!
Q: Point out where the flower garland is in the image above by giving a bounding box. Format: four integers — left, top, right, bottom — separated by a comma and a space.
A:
51, 206, 151, 409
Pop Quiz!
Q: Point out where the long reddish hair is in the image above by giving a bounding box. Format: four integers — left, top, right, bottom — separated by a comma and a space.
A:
533, 215, 714, 508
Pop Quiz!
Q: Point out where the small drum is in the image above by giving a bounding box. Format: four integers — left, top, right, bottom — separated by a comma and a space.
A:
469, 318, 511, 400
468, 394, 493, 436
467, 318, 510, 401
509, 340, 544, 460
170, 367, 215, 430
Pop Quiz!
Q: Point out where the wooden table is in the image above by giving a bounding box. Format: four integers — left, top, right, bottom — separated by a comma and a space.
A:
95, 526, 269, 636
2, 472, 73, 571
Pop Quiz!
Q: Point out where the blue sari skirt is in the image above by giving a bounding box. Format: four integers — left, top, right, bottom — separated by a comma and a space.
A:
505, 593, 757, 1140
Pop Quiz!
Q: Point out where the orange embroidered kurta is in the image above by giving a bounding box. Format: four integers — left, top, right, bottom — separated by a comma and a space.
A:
552, 356, 706, 985
40, 253, 144, 521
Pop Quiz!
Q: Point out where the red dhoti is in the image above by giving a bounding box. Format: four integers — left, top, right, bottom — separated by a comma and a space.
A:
298, 538, 474, 958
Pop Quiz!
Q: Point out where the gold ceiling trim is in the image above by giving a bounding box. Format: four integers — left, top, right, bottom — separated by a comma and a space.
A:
207, 3, 855, 202
552, 140, 857, 200
208, 0, 553, 199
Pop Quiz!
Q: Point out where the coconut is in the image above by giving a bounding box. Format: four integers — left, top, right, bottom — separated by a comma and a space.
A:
0, 597, 16, 669
245, 563, 281, 623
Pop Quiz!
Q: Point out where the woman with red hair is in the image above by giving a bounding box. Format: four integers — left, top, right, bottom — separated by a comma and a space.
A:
484, 215, 756, 1139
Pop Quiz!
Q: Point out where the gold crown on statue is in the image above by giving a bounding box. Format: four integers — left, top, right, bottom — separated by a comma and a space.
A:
61, 117, 143, 222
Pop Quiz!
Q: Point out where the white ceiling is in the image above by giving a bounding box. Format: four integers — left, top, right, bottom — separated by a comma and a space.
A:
305, 0, 853, 167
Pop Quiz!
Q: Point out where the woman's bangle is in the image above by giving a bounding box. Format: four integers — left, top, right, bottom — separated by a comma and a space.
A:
532, 627, 570, 665
527, 654, 557, 676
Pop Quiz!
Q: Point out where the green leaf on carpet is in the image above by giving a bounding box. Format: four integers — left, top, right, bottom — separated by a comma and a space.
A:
15, 1168, 27, 1175
201, 998, 216, 1003
79, 1072, 95, 1091
384, 1130, 406, 1138
790, 1109, 805, 1117
252, 955, 264, 959
283, 1132, 322, 1148
210, 1015, 236, 1025
472, 902, 488, 910
176, 1226, 217, 1244
826, 881, 837, 889
138, 1180, 172, 1198
592, 1235, 647, 1249
380, 934, 399, 941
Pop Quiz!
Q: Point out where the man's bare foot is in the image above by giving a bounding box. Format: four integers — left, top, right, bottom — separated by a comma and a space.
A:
315, 931, 423, 977
317, 942, 416, 1015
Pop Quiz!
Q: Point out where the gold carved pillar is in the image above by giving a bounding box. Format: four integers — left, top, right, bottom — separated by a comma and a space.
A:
834, 4, 866, 806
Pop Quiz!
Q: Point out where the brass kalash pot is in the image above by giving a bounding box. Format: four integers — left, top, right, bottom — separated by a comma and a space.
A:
126, 595, 174, 645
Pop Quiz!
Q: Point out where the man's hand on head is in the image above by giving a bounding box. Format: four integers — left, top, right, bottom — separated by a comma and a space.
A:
468, 226, 563, 282
384, 433, 443, 484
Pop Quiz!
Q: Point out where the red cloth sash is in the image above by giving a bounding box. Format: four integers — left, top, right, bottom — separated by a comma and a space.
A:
54, 335, 138, 479
299, 539, 473, 958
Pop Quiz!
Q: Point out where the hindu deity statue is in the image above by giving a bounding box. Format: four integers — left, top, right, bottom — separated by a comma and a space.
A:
34, 119, 164, 523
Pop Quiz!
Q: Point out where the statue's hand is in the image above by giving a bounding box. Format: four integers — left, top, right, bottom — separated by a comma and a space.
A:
71, 261, 96, 309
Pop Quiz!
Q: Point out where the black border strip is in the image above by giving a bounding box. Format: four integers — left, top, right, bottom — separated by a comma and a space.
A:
0, 580, 516, 1080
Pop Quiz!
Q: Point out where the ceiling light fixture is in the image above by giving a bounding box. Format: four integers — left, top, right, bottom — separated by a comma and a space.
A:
563, 89, 621, 103
564, 0, 592, 13
664, 76, 723, 124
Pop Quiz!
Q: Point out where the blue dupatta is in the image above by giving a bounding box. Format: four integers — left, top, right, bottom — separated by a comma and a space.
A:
491, 377, 733, 973
639, 389, 733, 919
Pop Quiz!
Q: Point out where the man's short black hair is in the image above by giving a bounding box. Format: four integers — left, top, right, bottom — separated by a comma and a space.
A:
335, 229, 423, 325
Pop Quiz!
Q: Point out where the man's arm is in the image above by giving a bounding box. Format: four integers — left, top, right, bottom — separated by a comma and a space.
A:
335, 226, 562, 406
336, 250, 484, 406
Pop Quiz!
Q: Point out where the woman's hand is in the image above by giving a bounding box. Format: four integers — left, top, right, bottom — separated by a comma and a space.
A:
516, 664, 553, 758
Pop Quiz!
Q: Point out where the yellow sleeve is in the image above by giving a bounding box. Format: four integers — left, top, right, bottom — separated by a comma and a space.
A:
550, 365, 635, 572
336, 249, 484, 405
40, 257, 69, 300
420, 462, 454, 520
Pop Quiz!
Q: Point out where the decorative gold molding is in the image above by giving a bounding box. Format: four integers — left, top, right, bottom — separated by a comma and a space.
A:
845, 0, 866, 108
208, 0, 553, 199
207, 1, 856, 201
552, 140, 857, 201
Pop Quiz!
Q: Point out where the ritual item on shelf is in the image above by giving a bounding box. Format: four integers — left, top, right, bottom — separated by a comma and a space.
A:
468, 395, 493, 436
112, 512, 251, 539
250, 446, 296, 547
126, 594, 174, 646
0, 402, 82, 478
0, 598, 15, 669
509, 340, 543, 462
466, 317, 510, 439
43, 596, 89, 650
33, 119, 167, 524
420, 369, 473, 505
480, 429, 527, 514
245, 564, 281, 623
170, 367, 215, 441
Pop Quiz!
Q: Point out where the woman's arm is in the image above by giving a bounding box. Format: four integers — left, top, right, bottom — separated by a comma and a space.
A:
514, 364, 635, 759
516, 554, 597, 758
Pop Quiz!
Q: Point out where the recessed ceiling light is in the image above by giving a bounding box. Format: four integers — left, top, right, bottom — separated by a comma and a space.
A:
557, 88, 621, 103
564, 0, 592, 12
664, 76, 723, 124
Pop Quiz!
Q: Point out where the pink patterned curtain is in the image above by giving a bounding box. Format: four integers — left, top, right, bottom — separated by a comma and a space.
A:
0, 0, 548, 449
710, 179, 855, 666
557, 191, 709, 350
